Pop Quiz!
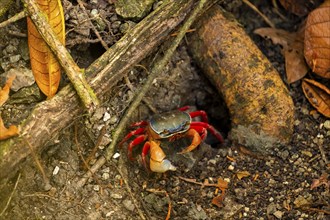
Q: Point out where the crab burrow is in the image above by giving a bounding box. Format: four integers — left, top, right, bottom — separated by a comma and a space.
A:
188, 5, 294, 154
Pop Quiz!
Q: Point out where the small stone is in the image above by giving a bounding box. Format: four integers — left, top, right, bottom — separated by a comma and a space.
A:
208, 159, 217, 165
109, 115, 118, 125
103, 112, 111, 122
102, 173, 110, 180
273, 210, 283, 219
324, 120, 330, 130
123, 199, 135, 211
93, 185, 100, 191
112, 152, 120, 159
52, 166, 60, 176
269, 197, 274, 202
9, 55, 21, 63
111, 193, 123, 199
228, 165, 235, 171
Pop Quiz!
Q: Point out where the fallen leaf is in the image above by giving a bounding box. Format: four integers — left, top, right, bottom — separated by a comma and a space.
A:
304, 0, 330, 78
254, 27, 308, 83
0, 117, 19, 140
236, 171, 251, 180
302, 78, 330, 117
0, 74, 19, 140
311, 173, 330, 190
27, 0, 65, 97
0, 74, 16, 106
216, 178, 229, 190
212, 192, 226, 208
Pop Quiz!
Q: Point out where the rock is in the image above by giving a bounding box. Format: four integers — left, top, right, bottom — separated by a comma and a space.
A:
122, 199, 135, 211
4, 68, 35, 91
115, 0, 155, 20
324, 120, 330, 130
273, 210, 283, 219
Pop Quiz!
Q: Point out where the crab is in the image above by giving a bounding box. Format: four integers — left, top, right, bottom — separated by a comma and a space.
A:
118, 106, 224, 173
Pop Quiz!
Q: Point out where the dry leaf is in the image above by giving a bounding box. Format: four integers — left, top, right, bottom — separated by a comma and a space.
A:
211, 192, 226, 208
236, 171, 251, 180
0, 117, 19, 140
0, 75, 19, 140
310, 173, 330, 190
0, 74, 16, 106
304, 0, 330, 78
302, 78, 330, 117
254, 27, 308, 83
27, 0, 65, 97
216, 178, 229, 190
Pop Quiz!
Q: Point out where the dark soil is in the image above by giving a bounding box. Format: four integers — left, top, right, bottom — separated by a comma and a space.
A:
0, 0, 329, 220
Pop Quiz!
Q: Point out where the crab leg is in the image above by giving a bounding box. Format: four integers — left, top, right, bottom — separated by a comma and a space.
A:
189, 111, 209, 123
190, 122, 223, 143
190, 125, 207, 140
127, 134, 147, 160
178, 128, 202, 154
130, 121, 148, 127
118, 127, 146, 146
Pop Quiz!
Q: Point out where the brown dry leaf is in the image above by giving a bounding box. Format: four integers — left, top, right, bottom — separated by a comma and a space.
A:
216, 178, 229, 190
302, 78, 330, 117
254, 27, 308, 83
211, 191, 226, 208
0, 75, 19, 140
236, 171, 251, 180
310, 173, 330, 190
27, 0, 65, 97
0, 117, 19, 140
0, 74, 16, 106
304, 0, 330, 78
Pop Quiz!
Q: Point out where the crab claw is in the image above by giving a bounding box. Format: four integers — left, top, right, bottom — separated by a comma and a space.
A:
142, 140, 177, 173
150, 159, 177, 173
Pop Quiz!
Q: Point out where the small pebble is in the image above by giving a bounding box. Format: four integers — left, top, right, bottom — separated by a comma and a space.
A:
93, 185, 100, 191
273, 210, 283, 219
52, 166, 60, 176
113, 152, 120, 159
102, 173, 110, 180
228, 165, 235, 171
324, 120, 330, 130
111, 193, 123, 199
123, 199, 135, 211
103, 112, 111, 122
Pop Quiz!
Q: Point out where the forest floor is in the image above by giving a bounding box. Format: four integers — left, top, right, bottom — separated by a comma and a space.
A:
0, 0, 329, 219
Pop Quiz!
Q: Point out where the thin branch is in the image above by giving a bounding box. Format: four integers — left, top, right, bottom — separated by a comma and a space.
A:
242, 0, 275, 28
0, 10, 27, 28
0, 173, 21, 216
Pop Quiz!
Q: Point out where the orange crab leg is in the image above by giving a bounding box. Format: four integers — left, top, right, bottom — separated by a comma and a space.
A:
178, 128, 202, 154
190, 122, 223, 143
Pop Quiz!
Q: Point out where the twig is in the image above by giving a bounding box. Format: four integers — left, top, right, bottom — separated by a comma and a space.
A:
145, 189, 172, 220
85, 125, 107, 165
25, 138, 51, 190
242, 0, 275, 28
124, 75, 157, 114
22, 0, 99, 111
0, 10, 27, 28
116, 159, 146, 220
0, 173, 21, 216
76, 0, 109, 50
317, 143, 329, 165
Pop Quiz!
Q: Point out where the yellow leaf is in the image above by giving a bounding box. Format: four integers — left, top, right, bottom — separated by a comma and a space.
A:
27, 0, 65, 97
302, 78, 330, 118
236, 171, 251, 180
0, 117, 19, 140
